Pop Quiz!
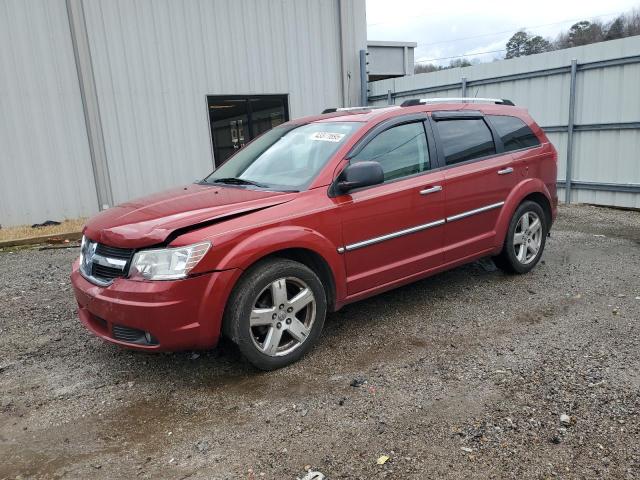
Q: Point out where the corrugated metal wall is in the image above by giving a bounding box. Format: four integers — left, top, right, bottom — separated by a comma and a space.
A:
0, 0, 99, 226
369, 36, 640, 208
0, 0, 366, 226
82, 0, 365, 205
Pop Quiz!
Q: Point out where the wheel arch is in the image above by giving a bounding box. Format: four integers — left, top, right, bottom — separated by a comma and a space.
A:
494, 178, 553, 251
258, 247, 338, 312
215, 226, 346, 312
521, 191, 552, 228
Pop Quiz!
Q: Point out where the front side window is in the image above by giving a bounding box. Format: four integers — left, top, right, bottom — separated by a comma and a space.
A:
203, 122, 362, 191
352, 122, 430, 181
488, 115, 540, 152
435, 119, 496, 165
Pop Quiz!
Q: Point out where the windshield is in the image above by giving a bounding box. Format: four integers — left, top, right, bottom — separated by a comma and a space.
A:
203, 122, 362, 191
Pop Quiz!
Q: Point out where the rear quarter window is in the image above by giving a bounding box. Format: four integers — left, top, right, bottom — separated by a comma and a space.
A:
488, 115, 540, 152
434, 119, 496, 165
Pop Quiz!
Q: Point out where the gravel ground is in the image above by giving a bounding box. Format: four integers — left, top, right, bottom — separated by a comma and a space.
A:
1, 204, 639, 480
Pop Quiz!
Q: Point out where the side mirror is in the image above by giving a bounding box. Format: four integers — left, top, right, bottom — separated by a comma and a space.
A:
335, 161, 384, 194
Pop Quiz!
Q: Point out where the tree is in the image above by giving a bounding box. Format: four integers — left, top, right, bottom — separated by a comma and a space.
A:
506, 31, 530, 58
605, 17, 625, 41
567, 21, 603, 47
414, 63, 441, 74
506, 31, 552, 58
525, 35, 552, 55
554, 31, 570, 50
448, 58, 472, 68
624, 8, 640, 37
414, 58, 472, 74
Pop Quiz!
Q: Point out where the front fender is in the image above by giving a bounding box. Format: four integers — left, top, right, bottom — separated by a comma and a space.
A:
214, 226, 347, 307
493, 178, 553, 251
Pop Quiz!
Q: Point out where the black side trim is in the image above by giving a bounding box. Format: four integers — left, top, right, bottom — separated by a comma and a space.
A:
400, 99, 423, 107
428, 115, 502, 167
345, 113, 429, 160
431, 110, 483, 120
330, 114, 434, 197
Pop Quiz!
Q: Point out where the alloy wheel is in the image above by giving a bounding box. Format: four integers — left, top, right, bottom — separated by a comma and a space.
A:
513, 211, 543, 265
249, 277, 316, 357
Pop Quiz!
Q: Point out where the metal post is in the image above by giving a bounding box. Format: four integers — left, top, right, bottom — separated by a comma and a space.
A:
403, 46, 409, 75
359, 49, 368, 106
387, 89, 393, 105
336, 0, 355, 107
461, 77, 467, 97
66, 0, 113, 210
565, 59, 578, 204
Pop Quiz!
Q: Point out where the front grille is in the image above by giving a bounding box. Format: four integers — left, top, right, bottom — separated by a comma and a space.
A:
81, 240, 135, 284
96, 244, 134, 261
112, 324, 148, 344
92, 263, 126, 280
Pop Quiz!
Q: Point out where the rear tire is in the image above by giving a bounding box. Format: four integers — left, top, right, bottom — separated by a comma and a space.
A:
222, 258, 327, 370
494, 200, 547, 274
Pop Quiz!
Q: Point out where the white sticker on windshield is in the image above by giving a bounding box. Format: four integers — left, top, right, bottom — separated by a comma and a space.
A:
309, 132, 346, 142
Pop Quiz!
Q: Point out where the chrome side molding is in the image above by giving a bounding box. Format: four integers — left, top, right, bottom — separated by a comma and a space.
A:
342, 219, 445, 252
445, 201, 505, 223
337, 201, 506, 253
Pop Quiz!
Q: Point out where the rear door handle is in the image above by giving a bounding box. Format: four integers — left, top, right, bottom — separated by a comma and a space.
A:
419, 185, 442, 195
498, 167, 514, 175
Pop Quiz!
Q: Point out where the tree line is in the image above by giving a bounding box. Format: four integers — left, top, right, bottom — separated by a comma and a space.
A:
415, 7, 640, 74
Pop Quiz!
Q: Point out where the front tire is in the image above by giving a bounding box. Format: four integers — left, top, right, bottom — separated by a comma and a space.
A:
222, 258, 327, 370
494, 200, 547, 274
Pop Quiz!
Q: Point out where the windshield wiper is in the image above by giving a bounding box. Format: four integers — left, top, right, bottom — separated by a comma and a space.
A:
212, 177, 269, 188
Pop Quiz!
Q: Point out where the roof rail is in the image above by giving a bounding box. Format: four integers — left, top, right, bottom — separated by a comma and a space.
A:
400, 98, 515, 107
321, 106, 388, 114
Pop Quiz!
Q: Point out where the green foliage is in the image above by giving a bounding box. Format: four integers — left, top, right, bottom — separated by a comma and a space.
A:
505, 8, 640, 60
526, 35, 552, 55
506, 31, 530, 58
414, 58, 472, 74
567, 21, 603, 47
604, 17, 625, 41
417, 6, 640, 74
506, 30, 552, 58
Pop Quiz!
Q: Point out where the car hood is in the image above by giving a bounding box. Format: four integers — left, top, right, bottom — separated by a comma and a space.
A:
83, 184, 295, 248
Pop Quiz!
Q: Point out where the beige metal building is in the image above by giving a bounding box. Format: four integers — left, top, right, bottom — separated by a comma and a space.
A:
0, 0, 367, 226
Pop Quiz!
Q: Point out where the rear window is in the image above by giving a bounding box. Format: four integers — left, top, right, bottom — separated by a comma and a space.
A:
435, 119, 496, 165
488, 115, 540, 152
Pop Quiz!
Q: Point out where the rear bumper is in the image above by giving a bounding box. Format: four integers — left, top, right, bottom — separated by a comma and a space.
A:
71, 260, 240, 351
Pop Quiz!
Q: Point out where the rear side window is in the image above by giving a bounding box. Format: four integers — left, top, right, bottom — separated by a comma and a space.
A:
435, 119, 496, 165
489, 115, 540, 152
352, 122, 430, 181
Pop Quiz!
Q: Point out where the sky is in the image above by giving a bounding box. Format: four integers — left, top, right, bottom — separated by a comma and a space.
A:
366, 0, 640, 66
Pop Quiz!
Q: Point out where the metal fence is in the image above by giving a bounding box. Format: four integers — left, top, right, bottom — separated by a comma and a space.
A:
368, 36, 640, 208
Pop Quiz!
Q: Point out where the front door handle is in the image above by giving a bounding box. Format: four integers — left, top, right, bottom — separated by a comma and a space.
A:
498, 167, 514, 175
419, 185, 442, 195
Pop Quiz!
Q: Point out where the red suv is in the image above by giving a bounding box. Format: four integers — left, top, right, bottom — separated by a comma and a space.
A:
71, 98, 557, 370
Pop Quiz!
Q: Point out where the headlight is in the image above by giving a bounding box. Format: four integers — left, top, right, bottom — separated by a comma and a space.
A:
129, 242, 211, 280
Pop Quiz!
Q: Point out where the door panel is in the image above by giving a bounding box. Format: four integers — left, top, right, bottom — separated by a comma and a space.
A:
442, 154, 515, 262
339, 171, 445, 295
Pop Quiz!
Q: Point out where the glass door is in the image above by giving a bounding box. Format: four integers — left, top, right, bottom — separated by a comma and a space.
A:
207, 95, 289, 166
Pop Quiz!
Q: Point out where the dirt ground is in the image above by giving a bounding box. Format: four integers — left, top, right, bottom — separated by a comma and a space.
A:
1, 204, 639, 480
0, 219, 84, 243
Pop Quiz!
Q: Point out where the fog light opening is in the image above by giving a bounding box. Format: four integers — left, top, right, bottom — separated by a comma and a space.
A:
144, 332, 157, 345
